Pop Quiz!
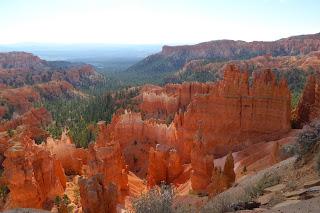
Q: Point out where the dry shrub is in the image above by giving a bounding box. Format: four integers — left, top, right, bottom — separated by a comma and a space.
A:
132, 184, 174, 213
244, 172, 280, 198
296, 120, 320, 162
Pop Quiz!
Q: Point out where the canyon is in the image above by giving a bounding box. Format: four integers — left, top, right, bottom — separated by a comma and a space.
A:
1, 32, 320, 212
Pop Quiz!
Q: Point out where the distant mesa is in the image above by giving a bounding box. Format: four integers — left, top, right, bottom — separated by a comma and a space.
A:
127, 32, 320, 76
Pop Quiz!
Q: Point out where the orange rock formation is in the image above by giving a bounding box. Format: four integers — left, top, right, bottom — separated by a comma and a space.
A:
294, 75, 320, 127
190, 134, 236, 195
105, 64, 291, 179
79, 175, 118, 213
78, 121, 129, 212
147, 144, 183, 187
43, 131, 88, 175
2, 127, 66, 209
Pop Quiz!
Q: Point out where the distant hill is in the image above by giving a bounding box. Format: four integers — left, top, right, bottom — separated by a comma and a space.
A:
0, 52, 102, 87
126, 33, 320, 76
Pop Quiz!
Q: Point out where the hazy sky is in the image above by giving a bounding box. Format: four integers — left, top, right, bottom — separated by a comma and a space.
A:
0, 0, 319, 45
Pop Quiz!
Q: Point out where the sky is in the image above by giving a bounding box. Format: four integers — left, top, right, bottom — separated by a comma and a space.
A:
0, 0, 319, 45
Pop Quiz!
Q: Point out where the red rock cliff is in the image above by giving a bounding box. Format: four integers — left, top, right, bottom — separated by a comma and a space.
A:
294, 75, 320, 127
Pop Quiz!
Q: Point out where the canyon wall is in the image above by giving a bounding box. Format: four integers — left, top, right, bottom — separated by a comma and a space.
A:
174, 65, 291, 158
104, 64, 291, 178
140, 82, 214, 120
294, 75, 320, 127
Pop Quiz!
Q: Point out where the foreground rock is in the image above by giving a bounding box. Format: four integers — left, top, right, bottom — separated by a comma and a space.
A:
2, 127, 66, 209
78, 122, 129, 212
147, 144, 183, 187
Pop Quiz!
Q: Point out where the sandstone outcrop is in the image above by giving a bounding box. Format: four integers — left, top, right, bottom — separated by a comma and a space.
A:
2, 127, 66, 209
43, 131, 88, 175
190, 135, 236, 195
85, 141, 128, 194
223, 153, 236, 186
140, 82, 214, 120
294, 75, 320, 127
147, 144, 183, 187
78, 122, 129, 212
106, 64, 291, 179
79, 175, 118, 213
190, 133, 214, 193
105, 111, 177, 177
87, 121, 128, 193
174, 65, 291, 159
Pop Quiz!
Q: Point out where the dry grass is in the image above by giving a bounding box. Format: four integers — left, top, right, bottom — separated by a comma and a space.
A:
132, 184, 174, 213
201, 157, 295, 213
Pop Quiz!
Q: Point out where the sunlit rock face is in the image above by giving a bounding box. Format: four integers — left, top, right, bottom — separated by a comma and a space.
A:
146, 144, 183, 187
78, 122, 128, 212
43, 131, 88, 175
2, 127, 66, 210
172, 64, 291, 160
105, 64, 291, 178
105, 111, 177, 177
140, 82, 214, 120
190, 133, 236, 195
294, 75, 320, 127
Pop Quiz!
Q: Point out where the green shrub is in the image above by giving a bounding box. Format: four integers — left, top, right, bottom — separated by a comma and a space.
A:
0, 185, 9, 201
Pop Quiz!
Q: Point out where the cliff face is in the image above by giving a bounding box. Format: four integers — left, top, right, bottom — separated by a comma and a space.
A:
127, 32, 320, 74
161, 33, 320, 59
176, 65, 291, 158
140, 82, 214, 120
105, 64, 291, 179
179, 51, 320, 77
2, 128, 66, 209
294, 75, 320, 127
